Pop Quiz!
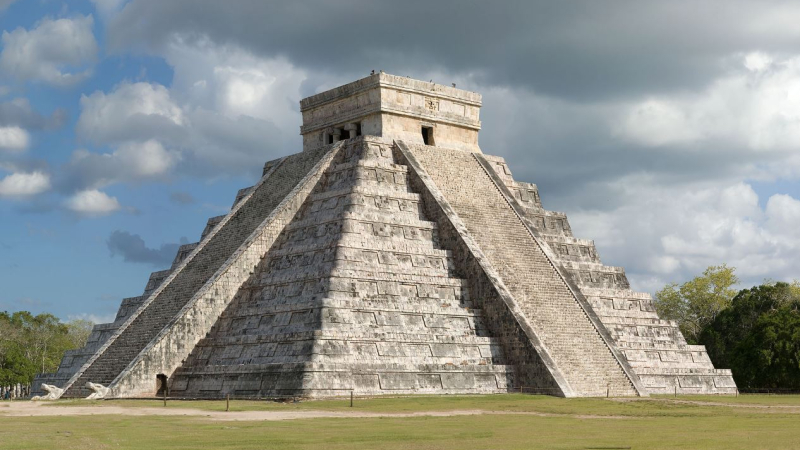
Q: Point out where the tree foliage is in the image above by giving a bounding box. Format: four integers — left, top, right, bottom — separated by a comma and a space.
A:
654, 264, 739, 343
699, 282, 800, 390
0, 311, 92, 385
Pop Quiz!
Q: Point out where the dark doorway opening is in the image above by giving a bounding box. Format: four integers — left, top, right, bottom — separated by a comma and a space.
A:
327, 133, 334, 144
156, 374, 168, 397
421, 126, 434, 145
356, 122, 362, 137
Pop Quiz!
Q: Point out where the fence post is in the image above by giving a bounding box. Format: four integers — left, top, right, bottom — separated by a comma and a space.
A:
226, 394, 230, 412
350, 390, 353, 407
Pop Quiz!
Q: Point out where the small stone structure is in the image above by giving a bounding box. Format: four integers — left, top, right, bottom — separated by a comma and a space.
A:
34, 73, 736, 399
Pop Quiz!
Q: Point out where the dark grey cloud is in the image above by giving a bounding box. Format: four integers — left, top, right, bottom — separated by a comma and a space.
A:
107, 230, 187, 266
0, 98, 67, 129
107, 0, 800, 101
169, 191, 194, 205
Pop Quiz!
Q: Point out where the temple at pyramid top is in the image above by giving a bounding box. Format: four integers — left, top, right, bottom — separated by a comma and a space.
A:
34, 73, 736, 400
300, 72, 482, 152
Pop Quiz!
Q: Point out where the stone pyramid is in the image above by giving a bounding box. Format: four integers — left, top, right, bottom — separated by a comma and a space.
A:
35, 73, 736, 399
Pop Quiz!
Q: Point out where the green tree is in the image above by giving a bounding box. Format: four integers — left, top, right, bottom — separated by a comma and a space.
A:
654, 264, 739, 343
0, 311, 93, 385
699, 282, 800, 390
66, 319, 93, 349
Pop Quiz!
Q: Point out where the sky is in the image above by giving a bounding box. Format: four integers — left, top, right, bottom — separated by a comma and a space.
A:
2, 0, 800, 324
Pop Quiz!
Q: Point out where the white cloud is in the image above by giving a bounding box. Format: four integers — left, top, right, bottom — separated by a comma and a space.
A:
65, 139, 180, 190
77, 82, 184, 143
163, 37, 307, 130
114, 140, 178, 177
64, 189, 120, 215
75, 41, 308, 177
0, 171, 50, 197
617, 99, 702, 147
0, 125, 29, 151
744, 52, 773, 72
569, 180, 800, 293
618, 54, 800, 152
765, 194, 800, 240
0, 15, 98, 86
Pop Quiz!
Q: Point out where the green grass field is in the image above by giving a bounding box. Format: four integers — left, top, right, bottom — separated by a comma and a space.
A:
3, 395, 800, 449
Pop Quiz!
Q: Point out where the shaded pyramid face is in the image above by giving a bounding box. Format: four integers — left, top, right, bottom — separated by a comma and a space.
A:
169, 138, 515, 397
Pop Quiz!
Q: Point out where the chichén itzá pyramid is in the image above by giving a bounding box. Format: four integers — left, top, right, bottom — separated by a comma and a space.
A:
33, 73, 738, 399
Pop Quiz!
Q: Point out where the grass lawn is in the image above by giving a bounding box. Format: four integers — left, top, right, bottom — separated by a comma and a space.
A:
2, 394, 799, 449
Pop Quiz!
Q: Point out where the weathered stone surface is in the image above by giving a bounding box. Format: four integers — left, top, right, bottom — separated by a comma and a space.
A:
31, 384, 62, 401
58, 144, 338, 398
169, 137, 513, 398
39, 73, 735, 399
85, 382, 110, 400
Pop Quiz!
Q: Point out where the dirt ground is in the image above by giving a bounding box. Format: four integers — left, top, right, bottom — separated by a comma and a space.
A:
0, 400, 630, 421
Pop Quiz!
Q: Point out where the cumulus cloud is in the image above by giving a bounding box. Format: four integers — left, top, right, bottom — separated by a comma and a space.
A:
64, 189, 120, 215
569, 180, 800, 293
75, 42, 302, 177
0, 125, 28, 151
0, 15, 98, 86
0, 171, 50, 197
77, 82, 184, 143
61, 139, 180, 191
106, 230, 185, 266
618, 54, 800, 153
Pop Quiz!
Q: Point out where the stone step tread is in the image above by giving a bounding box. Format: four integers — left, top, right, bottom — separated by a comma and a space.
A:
310, 186, 420, 202
222, 300, 484, 317
284, 210, 437, 231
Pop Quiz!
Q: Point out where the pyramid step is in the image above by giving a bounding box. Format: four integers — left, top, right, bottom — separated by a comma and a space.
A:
310, 186, 420, 203
192, 330, 501, 346
284, 209, 437, 232
173, 361, 514, 375
224, 297, 482, 317
266, 237, 451, 260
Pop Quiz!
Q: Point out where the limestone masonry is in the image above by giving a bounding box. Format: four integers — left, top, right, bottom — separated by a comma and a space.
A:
34, 73, 737, 399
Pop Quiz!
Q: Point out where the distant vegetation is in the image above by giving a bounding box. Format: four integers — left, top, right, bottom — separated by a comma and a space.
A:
655, 265, 800, 390
0, 312, 92, 385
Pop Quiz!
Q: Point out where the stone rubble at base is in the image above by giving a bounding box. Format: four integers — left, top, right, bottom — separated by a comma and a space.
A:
32, 73, 736, 400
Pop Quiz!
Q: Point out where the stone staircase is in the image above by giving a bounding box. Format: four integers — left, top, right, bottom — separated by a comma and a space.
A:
169, 137, 513, 398
59, 146, 333, 398
480, 154, 737, 394
404, 144, 640, 397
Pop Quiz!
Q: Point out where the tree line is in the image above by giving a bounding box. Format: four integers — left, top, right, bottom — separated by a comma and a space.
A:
655, 265, 800, 390
0, 311, 92, 386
